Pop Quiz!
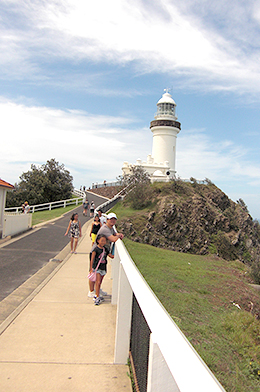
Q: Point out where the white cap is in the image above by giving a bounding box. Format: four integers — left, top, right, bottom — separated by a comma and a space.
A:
157, 92, 176, 105
107, 213, 117, 220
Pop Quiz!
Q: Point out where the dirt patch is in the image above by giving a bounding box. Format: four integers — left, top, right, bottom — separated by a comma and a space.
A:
88, 186, 121, 199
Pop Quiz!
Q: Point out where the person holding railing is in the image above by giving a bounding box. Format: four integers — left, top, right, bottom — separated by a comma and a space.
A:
88, 212, 124, 299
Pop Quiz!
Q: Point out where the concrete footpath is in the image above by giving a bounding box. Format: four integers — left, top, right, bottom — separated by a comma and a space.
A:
0, 219, 132, 392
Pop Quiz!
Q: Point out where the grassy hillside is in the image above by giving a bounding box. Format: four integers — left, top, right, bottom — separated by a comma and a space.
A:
32, 204, 78, 225
123, 238, 260, 392
115, 180, 260, 284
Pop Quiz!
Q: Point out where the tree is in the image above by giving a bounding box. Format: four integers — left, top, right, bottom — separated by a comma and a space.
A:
6, 159, 73, 207
42, 159, 73, 202
121, 165, 151, 209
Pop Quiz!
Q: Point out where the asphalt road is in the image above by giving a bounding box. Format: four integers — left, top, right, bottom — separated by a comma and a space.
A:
0, 193, 107, 302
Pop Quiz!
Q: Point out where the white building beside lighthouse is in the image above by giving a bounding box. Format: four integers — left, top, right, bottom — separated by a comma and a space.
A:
122, 90, 181, 182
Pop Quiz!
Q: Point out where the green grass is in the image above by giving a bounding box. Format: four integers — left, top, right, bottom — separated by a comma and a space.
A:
123, 238, 260, 392
32, 205, 79, 225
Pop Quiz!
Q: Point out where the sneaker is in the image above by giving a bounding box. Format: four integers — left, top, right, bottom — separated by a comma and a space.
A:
99, 288, 107, 296
94, 296, 104, 306
93, 295, 104, 301
88, 291, 96, 298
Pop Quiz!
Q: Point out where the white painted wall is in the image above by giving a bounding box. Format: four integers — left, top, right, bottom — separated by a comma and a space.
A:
3, 213, 32, 238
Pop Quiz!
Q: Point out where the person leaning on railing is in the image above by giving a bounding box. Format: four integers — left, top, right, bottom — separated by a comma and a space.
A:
88, 212, 124, 299
95, 213, 124, 252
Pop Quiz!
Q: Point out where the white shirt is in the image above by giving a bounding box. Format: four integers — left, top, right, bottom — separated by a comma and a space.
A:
100, 215, 107, 226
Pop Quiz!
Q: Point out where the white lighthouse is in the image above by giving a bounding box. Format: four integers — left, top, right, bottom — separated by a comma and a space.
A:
122, 90, 181, 182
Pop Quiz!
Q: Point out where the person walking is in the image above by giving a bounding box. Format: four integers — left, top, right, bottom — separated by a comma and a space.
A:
90, 201, 95, 217
90, 215, 101, 245
82, 192, 89, 216
64, 212, 82, 253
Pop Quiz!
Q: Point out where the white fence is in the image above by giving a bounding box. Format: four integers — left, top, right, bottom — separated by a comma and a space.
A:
112, 239, 226, 392
5, 197, 83, 214
91, 181, 121, 189
73, 189, 85, 197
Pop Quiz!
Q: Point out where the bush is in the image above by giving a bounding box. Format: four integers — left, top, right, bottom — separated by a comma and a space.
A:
251, 256, 260, 284
212, 231, 238, 260
122, 166, 152, 210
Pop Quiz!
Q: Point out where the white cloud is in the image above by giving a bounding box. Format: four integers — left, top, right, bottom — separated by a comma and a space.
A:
1, 0, 260, 95
2, 97, 260, 217
0, 98, 150, 186
177, 129, 260, 183
2, 98, 260, 189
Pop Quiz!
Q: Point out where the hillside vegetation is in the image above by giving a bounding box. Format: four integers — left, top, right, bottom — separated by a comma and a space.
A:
116, 179, 260, 284
122, 239, 260, 392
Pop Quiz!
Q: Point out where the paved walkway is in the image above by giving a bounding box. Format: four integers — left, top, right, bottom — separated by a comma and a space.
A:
0, 192, 106, 302
0, 208, 132, 391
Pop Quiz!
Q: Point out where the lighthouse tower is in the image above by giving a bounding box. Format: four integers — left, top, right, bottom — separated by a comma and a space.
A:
122, 90, 181, 182
150, 91, 181, 178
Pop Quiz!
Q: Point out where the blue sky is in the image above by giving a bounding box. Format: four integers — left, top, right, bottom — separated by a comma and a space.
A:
1, 0, 260, 218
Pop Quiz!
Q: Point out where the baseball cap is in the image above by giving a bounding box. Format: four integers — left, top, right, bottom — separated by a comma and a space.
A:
107, 213, 117, 220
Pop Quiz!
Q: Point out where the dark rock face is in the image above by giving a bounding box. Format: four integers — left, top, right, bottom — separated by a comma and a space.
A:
118, 182, 260, 266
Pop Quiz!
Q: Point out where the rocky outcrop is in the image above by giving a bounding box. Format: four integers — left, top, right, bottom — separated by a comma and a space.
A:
118, 181, 260, 268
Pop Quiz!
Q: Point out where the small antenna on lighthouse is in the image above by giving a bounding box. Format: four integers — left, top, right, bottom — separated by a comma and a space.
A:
164, 88, 171, 94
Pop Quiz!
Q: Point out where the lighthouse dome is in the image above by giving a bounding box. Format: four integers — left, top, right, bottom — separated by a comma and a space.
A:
157, 92, 176, 106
